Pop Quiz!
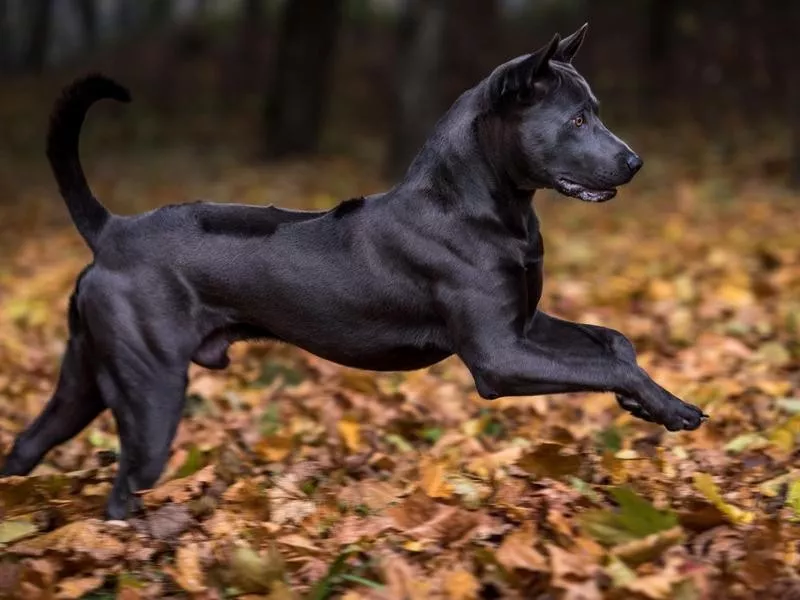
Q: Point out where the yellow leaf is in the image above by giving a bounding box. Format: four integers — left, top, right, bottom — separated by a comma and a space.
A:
768, 414, 800, 453
461, 417, 486, 437
403, 540, 424, 552
444, 569, 480, 600
254, 434, 294, 462
337, 418, 362, 453
420, 459, 453, 499
717, 282, 754, 308
692, 473, 754, 525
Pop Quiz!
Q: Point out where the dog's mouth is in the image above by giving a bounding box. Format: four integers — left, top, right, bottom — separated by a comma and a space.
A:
554, 178, 617, 203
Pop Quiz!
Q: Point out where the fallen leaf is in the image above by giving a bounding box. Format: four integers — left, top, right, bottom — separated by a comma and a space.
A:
0, 518, 38, 544
692, 473, 754, 525
142, 464, 216, 507
495, 523, 547, 572
337, 417, 363, 453
517, 442, 583, 479
9, 520, 124, 564
419, 458, 454, 499
610, 526, 686, 565
226, 544, 286, 594
443, 568, 480, 600
579, 486, 678, 546
54, 574, 104, 600
166, 544, 207, 593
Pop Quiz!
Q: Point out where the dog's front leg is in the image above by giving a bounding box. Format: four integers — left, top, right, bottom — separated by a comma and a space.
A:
445, 294, 706, 431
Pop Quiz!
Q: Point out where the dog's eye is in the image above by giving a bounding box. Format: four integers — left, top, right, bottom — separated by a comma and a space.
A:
573, 114, 585, 127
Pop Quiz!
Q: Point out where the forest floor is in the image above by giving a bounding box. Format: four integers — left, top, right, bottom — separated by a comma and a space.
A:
0, 128, 800, 600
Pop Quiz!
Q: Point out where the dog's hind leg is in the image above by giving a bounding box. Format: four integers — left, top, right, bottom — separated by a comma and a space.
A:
93, 331, 192, 519
1, 331, 104, 476
98, 360, 190, 519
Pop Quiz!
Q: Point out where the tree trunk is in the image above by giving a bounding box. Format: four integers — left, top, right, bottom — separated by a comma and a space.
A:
385, 0, 499, 180
788, 3, 800, 187
384, 0, 446, 180
147, 0, 172, 29
75, 0, 98, 52
0, 0, 10, 72
645, 0, 678, 115
263, 0, 344, 159
440, 0, 500, 106
24, 0, 54, 73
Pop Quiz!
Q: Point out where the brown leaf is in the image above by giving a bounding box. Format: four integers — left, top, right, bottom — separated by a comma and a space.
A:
547, 544, 598, 588
331, 515, 393, 547
517, 442, 583, 479
495, 523, 548, 573
268, 473, 316, 526
9, 520, 124, 564
142, 464, 216, 507
387, 489, 440, 530
338, 480, 402, 512
379, 551, 431, 600
55, 575, 105, 600
610, 526, 685, 566
165, 544, 207, 594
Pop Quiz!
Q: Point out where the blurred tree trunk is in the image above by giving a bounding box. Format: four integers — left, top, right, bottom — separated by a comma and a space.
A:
75, 0, 98, 52
441, 0, 499, 105
385, 0, 446, 180
385, 0, 499, 180
263, 0, 344, 158
24, 0, 54, 73
0, 0, 10, 72
115, 0, 138, 35
218, 0, 268, 102
645, 0, 678, 119
240, 0, 265, 65
147, 0, 172, 29
647, 0, 676, 71
788, 3, 800, 187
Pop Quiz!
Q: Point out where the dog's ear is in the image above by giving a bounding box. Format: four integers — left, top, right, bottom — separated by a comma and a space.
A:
489, 33, 561, 106
553, 23, 588, 63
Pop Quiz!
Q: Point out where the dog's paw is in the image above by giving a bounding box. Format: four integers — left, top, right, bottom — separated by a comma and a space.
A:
616, 393, 708, 431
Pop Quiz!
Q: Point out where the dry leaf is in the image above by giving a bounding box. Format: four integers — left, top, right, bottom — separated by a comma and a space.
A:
165, 544, 207, 594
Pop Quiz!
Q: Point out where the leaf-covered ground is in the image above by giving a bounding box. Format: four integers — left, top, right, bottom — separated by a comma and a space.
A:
1, 152, 800, 600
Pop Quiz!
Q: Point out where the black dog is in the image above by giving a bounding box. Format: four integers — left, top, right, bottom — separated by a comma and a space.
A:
1, 25, 706, 519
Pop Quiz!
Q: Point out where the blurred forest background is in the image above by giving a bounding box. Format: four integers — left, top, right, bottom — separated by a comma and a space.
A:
0, 0, 798, 198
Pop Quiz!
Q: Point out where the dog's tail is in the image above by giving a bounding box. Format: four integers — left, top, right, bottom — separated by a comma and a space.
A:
47, 74, 131, 251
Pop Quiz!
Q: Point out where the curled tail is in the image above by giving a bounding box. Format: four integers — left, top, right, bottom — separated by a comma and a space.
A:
46, 74, 131, 251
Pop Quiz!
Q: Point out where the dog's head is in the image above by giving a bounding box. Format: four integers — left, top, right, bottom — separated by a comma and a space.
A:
482, 24, 641, 202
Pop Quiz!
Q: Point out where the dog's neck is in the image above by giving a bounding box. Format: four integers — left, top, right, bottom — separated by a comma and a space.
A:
395, 87, 538, 233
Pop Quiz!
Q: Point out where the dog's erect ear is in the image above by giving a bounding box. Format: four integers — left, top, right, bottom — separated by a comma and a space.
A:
553, 23, 588, 63
489, 33, 561, 106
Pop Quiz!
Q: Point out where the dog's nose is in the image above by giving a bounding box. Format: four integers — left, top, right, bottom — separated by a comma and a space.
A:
626, 153, 643, 175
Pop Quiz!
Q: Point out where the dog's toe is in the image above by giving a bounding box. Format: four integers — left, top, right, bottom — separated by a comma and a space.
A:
664, 402, 706, 432
616, 394, 655, 422
617, 393, 706, 432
